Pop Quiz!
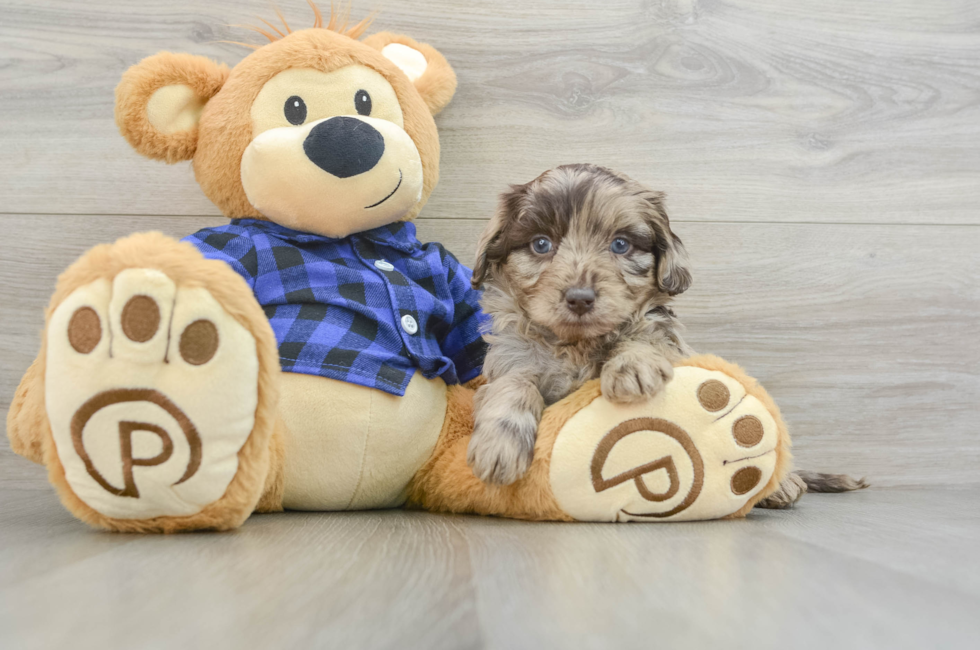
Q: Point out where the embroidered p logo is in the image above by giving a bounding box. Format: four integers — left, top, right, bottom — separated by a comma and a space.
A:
549, 367, 781, 522
70, 389, 202, 498
590, 418, 704, 519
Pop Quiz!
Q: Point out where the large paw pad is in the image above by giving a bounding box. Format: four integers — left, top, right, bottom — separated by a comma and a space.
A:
549, 367, 780, 522
45, 269, 259, 520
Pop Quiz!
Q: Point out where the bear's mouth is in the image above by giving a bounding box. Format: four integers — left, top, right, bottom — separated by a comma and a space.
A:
365, 169, 403, 209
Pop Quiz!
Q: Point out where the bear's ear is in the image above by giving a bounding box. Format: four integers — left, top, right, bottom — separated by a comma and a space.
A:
115, 52, 230, 163
362, 32, 457, 115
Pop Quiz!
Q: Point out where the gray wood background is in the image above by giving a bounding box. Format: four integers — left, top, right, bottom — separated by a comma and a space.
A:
2, 0, 978, 491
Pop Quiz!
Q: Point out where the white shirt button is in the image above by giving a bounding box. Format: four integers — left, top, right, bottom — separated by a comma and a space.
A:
374, 259, 394, 272
401, 314, 419, 335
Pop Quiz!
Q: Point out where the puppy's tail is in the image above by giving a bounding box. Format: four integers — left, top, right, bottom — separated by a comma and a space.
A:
755, 471, 869, 510
796, 470, 870, 493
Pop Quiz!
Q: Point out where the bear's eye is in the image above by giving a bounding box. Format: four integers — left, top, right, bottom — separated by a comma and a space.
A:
355, 89, 372, 116
284, 95, 307, 125
610, 237, 631, 255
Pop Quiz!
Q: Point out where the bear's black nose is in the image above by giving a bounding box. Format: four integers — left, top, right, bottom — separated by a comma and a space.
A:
303, 116, 385, 178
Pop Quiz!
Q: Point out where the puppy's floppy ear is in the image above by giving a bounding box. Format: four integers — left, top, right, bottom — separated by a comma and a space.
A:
643, 191, 692, 296
363, 32, 458, 115
115, 52, 229, 163
472, 184, 527, 289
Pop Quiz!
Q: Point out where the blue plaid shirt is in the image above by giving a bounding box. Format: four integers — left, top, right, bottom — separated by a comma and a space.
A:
183, 219, 489, 396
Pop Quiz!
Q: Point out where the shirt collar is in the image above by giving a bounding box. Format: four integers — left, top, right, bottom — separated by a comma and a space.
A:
231, 219, 420, 253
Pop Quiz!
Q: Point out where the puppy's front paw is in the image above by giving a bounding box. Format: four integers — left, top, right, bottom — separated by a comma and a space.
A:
467, 413, 537, 486
601, 353, 673, 404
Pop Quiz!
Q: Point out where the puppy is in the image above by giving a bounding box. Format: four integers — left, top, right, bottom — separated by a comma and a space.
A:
467, 164, 694, 485
466, 164, 869, 504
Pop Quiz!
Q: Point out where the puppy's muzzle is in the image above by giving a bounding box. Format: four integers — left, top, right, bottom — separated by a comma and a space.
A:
303, 116, 384, 178
565, 287, 596, 316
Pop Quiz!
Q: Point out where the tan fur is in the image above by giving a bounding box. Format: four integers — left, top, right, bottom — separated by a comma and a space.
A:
362, 32, 458, 115
408, 385, 573, 521
115, 12, 452, 222
234, 1, 375, 44
115, 52, 230, 163
19, 6, 457, 531
7, 356, 48, 464
254, 417, 288, 513
193, 29, 442, 221
35, 233, 282, 532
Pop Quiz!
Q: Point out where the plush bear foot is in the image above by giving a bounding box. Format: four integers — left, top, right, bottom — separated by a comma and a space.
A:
35, 234, 280, 532
548, 360, 789, 522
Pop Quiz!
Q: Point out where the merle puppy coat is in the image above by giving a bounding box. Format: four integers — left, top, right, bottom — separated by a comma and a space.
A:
467, 164, 695, 485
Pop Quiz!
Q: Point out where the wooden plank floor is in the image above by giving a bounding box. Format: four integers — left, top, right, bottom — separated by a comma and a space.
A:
1, 1, 979, 648
2, 484, 979, 650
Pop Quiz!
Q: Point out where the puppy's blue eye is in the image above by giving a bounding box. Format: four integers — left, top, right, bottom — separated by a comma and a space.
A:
531, 237, 553, 255
610, 237, 631, 255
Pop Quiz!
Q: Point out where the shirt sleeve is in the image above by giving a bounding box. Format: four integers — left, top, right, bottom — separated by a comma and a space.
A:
436, 246, 490, 383
182, 225, 259, 289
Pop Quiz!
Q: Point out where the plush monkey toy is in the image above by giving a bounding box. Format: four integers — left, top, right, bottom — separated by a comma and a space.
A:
6, 5, 791, 532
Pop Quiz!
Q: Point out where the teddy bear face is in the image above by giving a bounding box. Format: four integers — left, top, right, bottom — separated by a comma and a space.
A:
116, 19, 457, 239
241, 63, 422, 235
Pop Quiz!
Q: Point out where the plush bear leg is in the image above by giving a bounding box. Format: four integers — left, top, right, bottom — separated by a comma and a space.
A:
7, 232, 282, 532
409, 355, 791, 522
8, 356, 48, 465
406, 383, 573, 521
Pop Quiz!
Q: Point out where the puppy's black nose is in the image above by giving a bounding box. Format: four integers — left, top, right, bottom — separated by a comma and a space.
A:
565, 287, 596, 315
303, 116, 385, 178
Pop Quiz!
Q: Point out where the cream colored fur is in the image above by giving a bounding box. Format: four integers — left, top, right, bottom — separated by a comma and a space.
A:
9, 232, 281, 533
45, 271, 260, 519
550, 367, 779, 522
240, 114, 423, 238
146, 84, 207, 134
279, 372, 446, 511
